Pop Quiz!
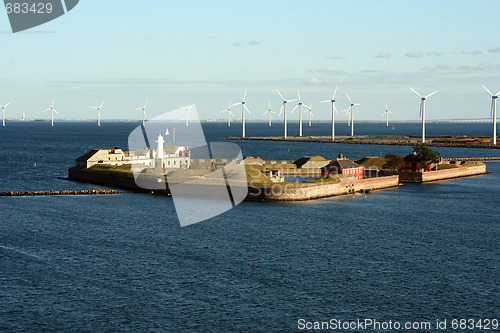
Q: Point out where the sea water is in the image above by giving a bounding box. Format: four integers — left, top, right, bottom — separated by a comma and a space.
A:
0, 122, 498, 332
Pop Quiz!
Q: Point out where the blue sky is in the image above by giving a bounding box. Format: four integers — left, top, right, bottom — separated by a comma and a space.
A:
1, 0, 499, 121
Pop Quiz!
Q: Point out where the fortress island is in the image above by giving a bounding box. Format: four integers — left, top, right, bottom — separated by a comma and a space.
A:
68, 135, 488, 202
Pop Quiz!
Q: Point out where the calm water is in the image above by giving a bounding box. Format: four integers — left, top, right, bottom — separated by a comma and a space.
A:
0, 122, 499, 332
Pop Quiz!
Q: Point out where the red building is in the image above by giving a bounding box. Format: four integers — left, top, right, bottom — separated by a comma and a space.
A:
399, 153, 431, 172
321, 159, 364, 180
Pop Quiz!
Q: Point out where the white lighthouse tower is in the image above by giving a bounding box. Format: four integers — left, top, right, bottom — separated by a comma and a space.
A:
156, 133, 164, 159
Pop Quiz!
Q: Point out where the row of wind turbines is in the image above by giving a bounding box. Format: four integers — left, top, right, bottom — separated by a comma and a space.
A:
0, 100, 194, 128
220, 85, 500, 144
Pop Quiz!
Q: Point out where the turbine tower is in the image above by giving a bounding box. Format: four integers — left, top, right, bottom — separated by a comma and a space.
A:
381, 103, 393, 127
220, 101, 234, 126
89, 102, 105, 126
262, 101, 275, 127
136, 101, 148, 126
320, 85, 339, 140
482, 85, 500, 145
1, 102, 11, 126
306, 103, 314, 126
231, 89, 250, 137
346, 92, 361, 136
276, 90, 297, 139
42, 99, 59, 126
409, 87, 438, 143
291, 89, 309, 136
178, 105, 192, 127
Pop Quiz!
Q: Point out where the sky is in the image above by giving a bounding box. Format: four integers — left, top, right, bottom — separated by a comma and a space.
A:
1, 0, 500, 122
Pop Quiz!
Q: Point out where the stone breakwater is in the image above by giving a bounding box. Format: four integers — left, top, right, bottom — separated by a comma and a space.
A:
227, 136, 500, 149
399, 165, 487, 183
0, 190, 122, 197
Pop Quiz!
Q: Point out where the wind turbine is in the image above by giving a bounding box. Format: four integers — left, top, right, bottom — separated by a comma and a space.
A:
320, 85, 339, 140
409, 87, 438, 143
346, 92, 361, 136
290, 89, 309, 136
343, 108, 351, 126
276, 90, 297, 139
136, 101, 148, 126
42, 99, 59, 126
482, 85, 500, 145
305, 103, 314, 126
178, 105, 192, 127
381, 103, 393, 127
1, 102, 11, 126
231, 89, 250, 137
262, 101, 275, 126
220, 101, 234, 126
89, 102, 105, 126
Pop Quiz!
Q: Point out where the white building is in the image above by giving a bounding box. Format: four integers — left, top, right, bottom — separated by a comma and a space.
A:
75, 134, 190, 169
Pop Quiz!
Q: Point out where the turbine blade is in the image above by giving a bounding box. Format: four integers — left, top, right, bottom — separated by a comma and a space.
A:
244, 105, 250, 114
320, 100, 330, 103
332, 85, 339, 99
99, 102, 105, 108
333, 104, 339, 115
291, 105, 298, 113
52, 99, 55, 107
424, 90, 438, 98
89, 106, 98, 109
144, 101, 148, 109
42, 108, 50, 112
381, 112, 386, 117
279, 104, 284, 116
482, 84, 493, 97
409, 87, 422, 98
495, 91, 500, 97
4, 101, 11, 107
53, 109, 60, 115
276, 89, 285, 101
346, 92, 352, 104
288, 99, 297, 103
297, 89, 301, 102
302, 104, 310, 109
243, 88, 247, 101
270, 110, 276, 114
231, 102, 242, 107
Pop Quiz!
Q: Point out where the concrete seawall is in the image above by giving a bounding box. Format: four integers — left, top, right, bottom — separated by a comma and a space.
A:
247, 175, 400, 201
399, 165, 487, 183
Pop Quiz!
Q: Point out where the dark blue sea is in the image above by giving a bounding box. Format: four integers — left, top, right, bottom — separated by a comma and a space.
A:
0, 121, 499, 332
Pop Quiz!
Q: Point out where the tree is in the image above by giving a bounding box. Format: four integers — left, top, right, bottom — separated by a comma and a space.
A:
412, 145, 441, 168
383, 153, 405, 171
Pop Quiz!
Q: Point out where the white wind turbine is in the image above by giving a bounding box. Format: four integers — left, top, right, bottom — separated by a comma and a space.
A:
262, 101, 275, 127
42, 99, 59, 126
346, 92, 361, 136
409, 87, 438, 143
305, 103, 314, 126
178, 105, 193, 127
482, 85, 500, 145
1, 101, 11, 126
89, 102, 105, 126
232, 89, 250, 137
220, 101, 234, 126
136, 101, 148, 126
381, 103, 393, 127
320, 85, 339, 140
290, 89, 309, 136
276, 90, 297, 139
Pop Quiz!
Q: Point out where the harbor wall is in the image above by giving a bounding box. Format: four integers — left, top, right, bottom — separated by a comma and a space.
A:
247, 175, 399, 201
399, 165, 487, 183
68, 167, 152, 192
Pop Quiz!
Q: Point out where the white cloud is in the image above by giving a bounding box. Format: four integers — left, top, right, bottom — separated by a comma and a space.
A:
488, 48, 500, 53
376, 51, 391, 59
405, 51, 422, 58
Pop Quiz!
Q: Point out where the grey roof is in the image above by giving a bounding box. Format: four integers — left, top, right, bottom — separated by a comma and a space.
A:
75, 149, 99, 161
324, 159, 362, 170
